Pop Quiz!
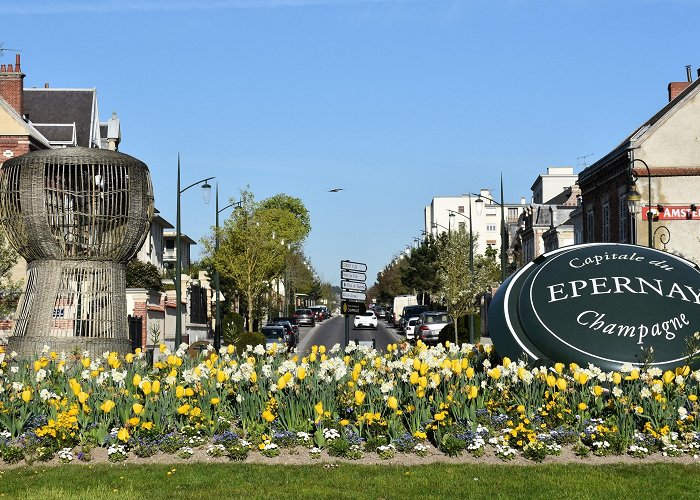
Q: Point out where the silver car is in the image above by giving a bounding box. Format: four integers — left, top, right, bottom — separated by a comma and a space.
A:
414, 312, 453, 345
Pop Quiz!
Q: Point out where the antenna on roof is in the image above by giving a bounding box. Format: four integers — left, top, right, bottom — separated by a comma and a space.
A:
576, 153, 593, 168
0, 43, 22, 56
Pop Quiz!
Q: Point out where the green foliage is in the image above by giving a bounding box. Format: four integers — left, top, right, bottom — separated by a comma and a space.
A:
371, 257, 411, 305
223, 311, 245, 345
0, 227, 21, 318
235, 331, 265, 352
126, 259, 165, 292
401, 235, 444, 304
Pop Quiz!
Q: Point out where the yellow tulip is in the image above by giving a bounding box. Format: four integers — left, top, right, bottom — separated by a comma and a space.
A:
546, 374, 556, 387
663, 370, 675, 385
418, 376, 428, 389
431, 373, 441, 387
412, 358, 421, 371
593, 385, 604, 397
78, 391, 89, 404
132, 374, 142, 388
261, 410, 275, 422
465, 366, 475, 379
132, 403, 144, 415
100, 399, 116, 413
184, 387, 194, 397
141, 380, 152, 395
467, 385, 478, 400
69, 378, 82, 396
577, 372, 589, 385
217, 370, 227, 383
416, 388, 425, 398
152, 380, 160, 394
689, 394, 698, 402
81, 357, 91, 369
176, 386, 185, 398
388, 396, 398, 410
488, 367, 501, 380
502, 357, 511, 368
409, 371, 419, 385
578, 402, 587, 411
210, 397, 220, 405
296, 367, 307, 381
277, 376, 288, 390
250, 372, 257, 384
556, 378, 567, 391
419, 362, 428, 376
314, 402, 324, 415
354, 390, 366, 406
612, 372, 622, 385
319, 345, 326, 354
554, 362, 564, 374
676, 365, 691, 377
21, 389, 31, 403
117, 428, 130, 442
433, 412, 446, 421
284, 372, 292, 383
340, 419, 350, 426
128, 417, 140, 427
309, 353, 317, 363
177, 404, 191, 415
461, 358, 469, 370
159, 343, 167, 353
625, 369, 639, 381
311, 345, 318, 354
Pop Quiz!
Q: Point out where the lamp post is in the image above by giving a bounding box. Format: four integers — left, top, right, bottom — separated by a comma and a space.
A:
448, 203, 475, 343
213, 184, 241, 352
627, 151, 653, 247
175, 155, 213, 348
472, 176, 506, 282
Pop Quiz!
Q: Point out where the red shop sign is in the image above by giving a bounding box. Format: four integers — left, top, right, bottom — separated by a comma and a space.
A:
642, 205, 699, 221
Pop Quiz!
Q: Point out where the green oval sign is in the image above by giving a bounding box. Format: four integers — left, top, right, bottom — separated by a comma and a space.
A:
489, 243, 700, 371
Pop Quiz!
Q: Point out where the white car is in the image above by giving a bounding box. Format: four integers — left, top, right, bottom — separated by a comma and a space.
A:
353, 311, 378, 330
404, 316, 420, 340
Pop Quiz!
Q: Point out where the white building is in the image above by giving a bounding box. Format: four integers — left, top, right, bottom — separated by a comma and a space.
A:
424, 189, 526, 258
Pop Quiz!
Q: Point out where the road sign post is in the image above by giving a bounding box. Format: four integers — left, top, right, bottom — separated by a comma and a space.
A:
340, 259, 367, 349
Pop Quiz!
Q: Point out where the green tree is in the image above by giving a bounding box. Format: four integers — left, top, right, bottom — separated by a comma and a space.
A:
0, 228, 21, 317
438, 230, 500, 342
401, 234, 445, 306
203, 189, 311, 331
126, 259, 165, 292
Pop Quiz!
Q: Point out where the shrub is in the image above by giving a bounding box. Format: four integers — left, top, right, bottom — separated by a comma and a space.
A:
235, 332, 265, 353
126, 260, 165, 292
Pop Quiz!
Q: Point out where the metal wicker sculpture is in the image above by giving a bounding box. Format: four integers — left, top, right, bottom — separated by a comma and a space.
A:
0, 147, 153, 355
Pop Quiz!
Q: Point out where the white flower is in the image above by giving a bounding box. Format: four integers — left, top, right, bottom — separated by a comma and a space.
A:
640, 387, 652, 399
253, 345, 266, 356
612, 386, 623, 398
10, 366, 18, 374
11, 382, 23, 392
35, 369, 47, 383
679, 407, 689, 421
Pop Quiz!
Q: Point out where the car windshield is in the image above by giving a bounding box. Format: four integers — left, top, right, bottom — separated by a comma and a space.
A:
262, 327, 285, 340
362, 311, 374, 316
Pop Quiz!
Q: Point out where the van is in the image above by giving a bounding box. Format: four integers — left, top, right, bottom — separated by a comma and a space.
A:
392, 295, 417, 327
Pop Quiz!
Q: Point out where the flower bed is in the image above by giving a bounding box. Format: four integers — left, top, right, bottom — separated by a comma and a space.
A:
1, 341, 699, 465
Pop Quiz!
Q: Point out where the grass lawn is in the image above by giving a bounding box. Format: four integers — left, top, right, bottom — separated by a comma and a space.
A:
2, 463, 700, 499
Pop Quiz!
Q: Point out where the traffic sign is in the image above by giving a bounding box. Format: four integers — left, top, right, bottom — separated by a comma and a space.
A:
341, 270, 366, 282
342, 280, 366, 292
341, 301, 366, 315
341, 260, 367, 272
341, 290, 366, 301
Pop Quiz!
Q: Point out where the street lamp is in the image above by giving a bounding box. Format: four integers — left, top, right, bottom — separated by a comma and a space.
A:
448, 203, 475, 343
176, 154, 213, 348
627, 150, 653, 247
472, 175, 506, 281
213, 184, 242, 351
431, 222, 450, 234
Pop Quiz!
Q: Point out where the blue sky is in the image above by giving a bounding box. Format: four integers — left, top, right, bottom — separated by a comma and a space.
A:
2, 0, 698, 286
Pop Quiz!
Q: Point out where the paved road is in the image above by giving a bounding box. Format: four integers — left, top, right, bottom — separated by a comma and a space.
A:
296, 316, 403, 355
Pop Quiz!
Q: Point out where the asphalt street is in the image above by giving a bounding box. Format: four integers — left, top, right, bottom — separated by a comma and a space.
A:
296, 315, 403, 355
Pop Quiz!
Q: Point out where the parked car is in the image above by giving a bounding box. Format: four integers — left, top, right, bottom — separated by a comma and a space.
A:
415, 311, 453, 345
308, 306, 326, 322
353, 311, 378, 330
400, 304, 429, 332
272, 317, 299, 336
404, 316, 420, 340
269, 320, 298, 347
293, 308, 316, 327
375, 308, 388, 320
392, 295, 417, 326
261, 325, 288, 348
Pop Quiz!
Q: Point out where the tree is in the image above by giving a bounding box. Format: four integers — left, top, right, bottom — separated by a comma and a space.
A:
203, 189, 311, 331
0, 228, 21, 318
438, 229, 500, 342
126, 259, 165, 292
400, 234, 445, 306
369, 256, 410, 305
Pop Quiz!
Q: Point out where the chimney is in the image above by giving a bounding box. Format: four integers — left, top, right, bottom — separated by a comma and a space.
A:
668, 65, 693, 102
0, 54, 25, 115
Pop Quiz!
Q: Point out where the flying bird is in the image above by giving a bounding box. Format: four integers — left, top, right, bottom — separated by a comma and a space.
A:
328, 188, 344, 192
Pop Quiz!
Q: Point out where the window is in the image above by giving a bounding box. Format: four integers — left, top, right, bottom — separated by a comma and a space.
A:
458, 222, 465, 231
165, 239, 175, 249
508, 207, 519, 221
586, 209, 594, 243
618, 188, 628, 243
458, 205, 464, 213
602, 202, 610, 242
486, 224, 496, 232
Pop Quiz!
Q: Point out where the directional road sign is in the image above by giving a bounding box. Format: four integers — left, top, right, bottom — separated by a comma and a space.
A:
341, 260, 367, 273
341, 290, 366, 301
341, 301, 366, 315
341, 270, 366, 282
342, 280, 366, 292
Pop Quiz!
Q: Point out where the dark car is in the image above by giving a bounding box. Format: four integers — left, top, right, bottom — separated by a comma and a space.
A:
269, 320, 298, 347
261, 325, 288, 347
400, 305, 429, 332
272, 317, 299, 336
308, 306, 325, 322
293, 308, 316, 327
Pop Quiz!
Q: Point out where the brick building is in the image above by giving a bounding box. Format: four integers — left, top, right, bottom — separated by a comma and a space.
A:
578, 67, 700, 264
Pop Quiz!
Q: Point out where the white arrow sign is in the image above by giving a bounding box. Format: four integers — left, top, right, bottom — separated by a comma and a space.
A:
341, 260, 367, 272
342, 280, 366, 291
341, 290, 366, 301
341, 270, 366, 282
